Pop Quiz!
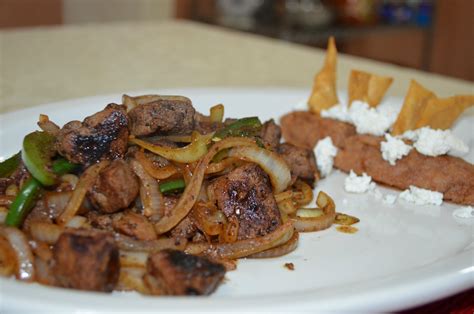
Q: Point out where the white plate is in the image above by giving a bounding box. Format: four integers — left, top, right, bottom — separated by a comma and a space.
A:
0, 87, 473, 313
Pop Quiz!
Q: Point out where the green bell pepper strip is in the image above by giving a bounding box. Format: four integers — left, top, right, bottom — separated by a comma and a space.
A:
5, 158, 79, 228
22, 131, 57, 186
213, 117, 262, 140
5, 178, 41, 227
0, 152, 21, 178
159, 178, 186, 194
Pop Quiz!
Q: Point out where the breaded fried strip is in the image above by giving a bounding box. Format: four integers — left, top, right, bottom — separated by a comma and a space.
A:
334, 135, 474, 205
280, 111, 355, 149
280, 111, 474, 205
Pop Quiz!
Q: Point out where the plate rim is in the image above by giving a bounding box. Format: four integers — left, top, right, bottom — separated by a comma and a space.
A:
0, 87, 472, 312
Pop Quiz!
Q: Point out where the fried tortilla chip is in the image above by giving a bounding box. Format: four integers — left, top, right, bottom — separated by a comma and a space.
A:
308, 37, 339, 113
348, 70, 393, 107
415, 95, 474, 130
391, 80, 436, 135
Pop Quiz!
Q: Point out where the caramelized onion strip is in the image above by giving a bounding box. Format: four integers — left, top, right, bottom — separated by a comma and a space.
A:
153, 137, 257, 235
57, 161, 109, 225
291, 191, 336, 232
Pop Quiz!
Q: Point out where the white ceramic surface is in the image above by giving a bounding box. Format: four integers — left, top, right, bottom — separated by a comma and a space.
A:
0, 88, 473, 313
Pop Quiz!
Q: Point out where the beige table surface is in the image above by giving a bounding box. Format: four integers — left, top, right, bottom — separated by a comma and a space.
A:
0, 20, 473, 114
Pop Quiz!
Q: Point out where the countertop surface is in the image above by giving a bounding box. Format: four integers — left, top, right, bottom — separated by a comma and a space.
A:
1, 20, 473, 113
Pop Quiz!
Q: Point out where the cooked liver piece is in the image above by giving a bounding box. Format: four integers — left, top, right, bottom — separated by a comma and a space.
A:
208, 163, 281, 240
280, 111, 356, 149
52, 228, 119, 292
146, 249, 225, 295
128, 96, 195, 136
88, 160, 139, 214
335, 134, 474, 205
56, 104, 129, 165
278, 143, 318, 187
260, 119, 281, 150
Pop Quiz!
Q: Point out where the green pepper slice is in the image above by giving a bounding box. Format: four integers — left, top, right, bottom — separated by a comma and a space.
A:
5, 158, 78, 227
159, 178, 186, 194
0, 152, 21, 178
22, 131, 57, 186
213, 117, 262, 140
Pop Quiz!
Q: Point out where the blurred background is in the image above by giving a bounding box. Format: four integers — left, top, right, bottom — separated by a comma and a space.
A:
1, 0, 472, 81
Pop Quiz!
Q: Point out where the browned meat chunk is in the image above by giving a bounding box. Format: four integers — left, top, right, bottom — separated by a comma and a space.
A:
56, 104, 129, 165
128, 96, 195, 136
260, 119, 281, 150
88, 160, 139, 214
208, 164, 281, 239
52, 228, 119, 292
278, 143, 318, 187
194, 112, 222, 135
335, 134, 474, 205
170, 216, 198, 241
111, 211, 157, 241
280, 111, 356, 149
145, 249, 225, 295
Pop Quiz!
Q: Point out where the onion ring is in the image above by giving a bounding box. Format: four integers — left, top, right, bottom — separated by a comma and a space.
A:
0, 226, 35, 281
248, 230, 299, 258
291, 191, 336, 232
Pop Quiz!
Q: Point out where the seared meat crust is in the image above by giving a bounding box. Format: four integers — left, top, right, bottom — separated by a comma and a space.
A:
56, 104, 129, 165
146, 249, 225, 295
52, 228, 119, 292
209, 164, 281, 240
278, 143, 318, 187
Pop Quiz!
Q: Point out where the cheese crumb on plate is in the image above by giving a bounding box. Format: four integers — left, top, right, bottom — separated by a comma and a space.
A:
399, 186, 443, 206
314, 137, 338, 177
344, 170, 376, 193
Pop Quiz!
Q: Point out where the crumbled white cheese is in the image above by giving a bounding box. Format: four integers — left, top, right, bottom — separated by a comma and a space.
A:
344, 170, 376, 193
402, 127, 469, 157
383, 194, 397, 205
314, 137, 338, 177
399, 185, 443, 206
452, 206, 474, 219
320, 104, 351, 122
380, 133, 412, 165
348, 101, 398, 136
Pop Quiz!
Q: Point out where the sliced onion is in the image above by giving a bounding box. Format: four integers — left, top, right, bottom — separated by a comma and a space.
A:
192, 201, 226, 236
45, 191, 72, 219
29, 222, 63, 244
114, 233, 187, 252
0, 207, 8, 224
0, 195, 14, 206
34, 256, 55, 286
205, 157, 240, 174
130, 159, 164, 219
210, 104, 224, 123
117, 267, 150, 294
185, 221, 294, 260
293, 180, 314, 206
65, 215, 87, 228
219, 216, 239, 244
0, 226, 35, 281
130, 132, 214, 163
57, 160, 109, 225
120, 250, 149, 268
248, 230, 299, 258
229, 146, 291, 193
274, 190, 294, 203
154, 137, 257, 235
277, 198, 297, 215
0, 234, 17, 277
134, 150, 178, 180
37, 114, 60, 136
291, 191, 336, 232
